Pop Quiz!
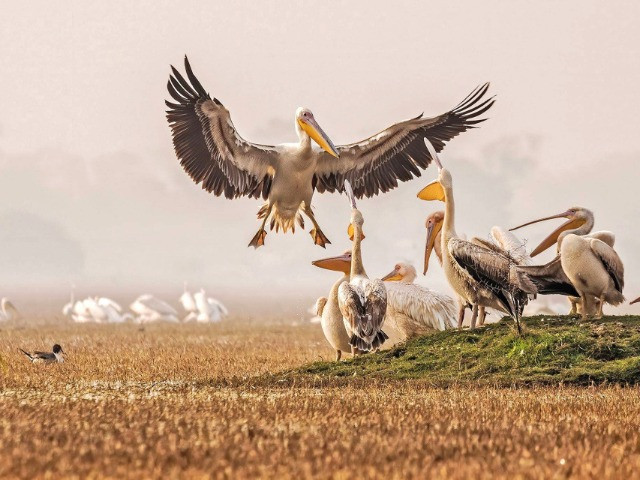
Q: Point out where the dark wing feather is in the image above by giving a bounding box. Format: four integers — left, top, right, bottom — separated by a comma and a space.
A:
449, 238, 535, 316
314, 84, 494, 198
365, 279, 387, 333
166, 56, 277, 200
517, 256, 579, 297
590, 239, 625, 293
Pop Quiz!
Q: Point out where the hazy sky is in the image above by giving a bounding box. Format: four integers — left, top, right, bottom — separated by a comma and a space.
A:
1, 1, 640, 315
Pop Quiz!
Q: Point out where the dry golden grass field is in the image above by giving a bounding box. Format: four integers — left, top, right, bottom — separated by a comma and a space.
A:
2, 318, 640, 479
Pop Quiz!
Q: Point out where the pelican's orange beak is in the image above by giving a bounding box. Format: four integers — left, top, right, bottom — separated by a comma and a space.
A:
424, 218, 443, 275
417, 180, 445, 202
381, 268, 402, 282
311, 252, 351, 273
298, 116, 339, 158
510, 210, 586, 257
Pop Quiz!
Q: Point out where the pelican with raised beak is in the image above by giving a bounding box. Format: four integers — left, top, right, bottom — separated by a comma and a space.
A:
166, 56, 494, 248
510, 207, 617, 316
336, 180, 388, 352
418, 141, 536, 334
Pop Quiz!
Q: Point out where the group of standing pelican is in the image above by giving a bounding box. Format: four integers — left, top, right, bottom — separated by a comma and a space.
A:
166, 56, 629, 360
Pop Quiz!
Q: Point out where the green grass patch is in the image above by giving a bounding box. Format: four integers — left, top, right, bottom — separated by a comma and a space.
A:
284, 315, 640, 386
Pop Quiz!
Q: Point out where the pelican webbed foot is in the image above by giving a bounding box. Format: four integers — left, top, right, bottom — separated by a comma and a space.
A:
248, 229, 267, 248
309, 228, 331, 248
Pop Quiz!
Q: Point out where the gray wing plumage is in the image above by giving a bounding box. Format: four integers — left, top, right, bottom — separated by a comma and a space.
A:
338, 281, 388, 352
166, 56, 277, 200
449, 238, 536, 317
517, 256, 579, 297
590, 239, 625, 293
313, 84, 494, 198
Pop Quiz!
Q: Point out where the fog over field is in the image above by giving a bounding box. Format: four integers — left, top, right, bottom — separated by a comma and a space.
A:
1, 1, 639, 315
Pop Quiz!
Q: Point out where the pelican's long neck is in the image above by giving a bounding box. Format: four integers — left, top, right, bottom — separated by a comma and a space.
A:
350, 222, 367, 279
575, 213, 594, 236
558, 213, 594, 249
442, 184, 458, 242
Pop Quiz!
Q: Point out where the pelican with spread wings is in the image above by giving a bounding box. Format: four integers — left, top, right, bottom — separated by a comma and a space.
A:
166, 56, 494, 248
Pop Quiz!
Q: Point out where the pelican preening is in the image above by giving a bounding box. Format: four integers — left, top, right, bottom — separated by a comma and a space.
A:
166, 56, 494, 248
337, 181, 388, 352
418, 142, 536, 333
511, 206, 624, 319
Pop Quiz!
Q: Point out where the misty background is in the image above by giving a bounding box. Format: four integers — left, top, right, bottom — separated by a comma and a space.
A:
1, 1, 639, 316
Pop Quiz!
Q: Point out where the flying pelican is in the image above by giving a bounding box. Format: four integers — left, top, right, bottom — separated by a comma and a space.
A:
130, 295, 179, 323
337, 181, 387, 352
417, 142, 536, 334
0, 298, 20, 321
511, 206, 616, 315
166, 56, 494, 248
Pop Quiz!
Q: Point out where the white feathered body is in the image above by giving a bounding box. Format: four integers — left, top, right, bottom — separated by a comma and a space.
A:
384, 283, 457, 338
560, 234, 624, 310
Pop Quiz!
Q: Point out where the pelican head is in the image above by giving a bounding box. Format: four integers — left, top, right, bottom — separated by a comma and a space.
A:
509, 206, 594, 257
296, 107, 339, 158
381, 262, 417, 283
423, 210, 445, 274
312, 250, 352, 274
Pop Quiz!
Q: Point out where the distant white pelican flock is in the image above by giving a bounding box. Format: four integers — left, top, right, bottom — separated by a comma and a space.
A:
61, 285, 228, 324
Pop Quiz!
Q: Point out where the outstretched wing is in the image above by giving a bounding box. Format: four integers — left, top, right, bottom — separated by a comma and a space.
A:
166, 56, 277, 200
313, 84, 494, 198
590, 239, 624, 293
517, 256, 578, 297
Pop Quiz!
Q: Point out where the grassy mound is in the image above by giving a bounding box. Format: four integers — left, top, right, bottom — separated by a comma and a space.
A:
290, 315, 640, 386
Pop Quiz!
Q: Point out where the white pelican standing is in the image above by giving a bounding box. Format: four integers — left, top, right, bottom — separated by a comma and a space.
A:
418, 142, 536, 334
338, 181, 387, 352
311, 250, 355, 361
0, 298, 21, 321
179, 283, 198, 322
166, 56, 494, 248
193, 289, 228, 323
130, 294, 179, 323
511, 207, 617, 316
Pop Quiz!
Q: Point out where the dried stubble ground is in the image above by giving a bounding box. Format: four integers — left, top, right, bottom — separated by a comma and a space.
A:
1, 318, 640, 479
